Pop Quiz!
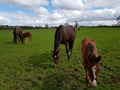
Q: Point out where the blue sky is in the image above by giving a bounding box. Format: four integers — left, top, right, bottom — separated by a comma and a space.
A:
0, 0, 120, 26
0, 3, 35, 15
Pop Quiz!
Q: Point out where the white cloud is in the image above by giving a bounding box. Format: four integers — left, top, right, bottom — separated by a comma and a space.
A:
35, 7, 50, 18
0, 0, 48, 8
81, 8, 116, 21
50, 0, 120, 26
0, 0, 120, 26
0, 7, 118, 26
0, 16, 11, 25
0, 12, 34, 26
83, 0, 120, 9
52, 0, 84, 10
14, 0, 48, 8
80, 20, 116, 26
34, 7, 66, 26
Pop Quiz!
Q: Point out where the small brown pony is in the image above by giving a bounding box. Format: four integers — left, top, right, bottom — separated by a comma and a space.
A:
13, 27, 22, 44
81, 38, 101, 88
53, 25, 76, 67
22, 32, 32, 44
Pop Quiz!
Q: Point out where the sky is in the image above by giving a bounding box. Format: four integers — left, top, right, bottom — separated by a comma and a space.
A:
0, 0, 120, 27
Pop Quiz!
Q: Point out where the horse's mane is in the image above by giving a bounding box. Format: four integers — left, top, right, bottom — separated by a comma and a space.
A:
63, 25, 76, 31
69, 25, 76, 31
88, 43, 94, 53
54, 25, 63, 51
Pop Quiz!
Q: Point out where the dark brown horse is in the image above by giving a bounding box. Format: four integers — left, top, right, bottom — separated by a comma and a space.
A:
81, 38, 101, 88
13, 27, 22, 44
22, 32, 32, 44
53, 25, 76, 67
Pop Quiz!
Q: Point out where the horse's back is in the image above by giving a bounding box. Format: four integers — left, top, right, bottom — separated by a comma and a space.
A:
81, 38, 95, 49
23, 32, 32, 37
63, 25, 76, 33
81, 38, 99, 61
56, 25, 76, 43
14, 27, 22, 35
56, 25, 76, 34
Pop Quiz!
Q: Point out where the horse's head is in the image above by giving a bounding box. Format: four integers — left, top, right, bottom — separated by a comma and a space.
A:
87, 55, 101, 87
53, 50, 60, 67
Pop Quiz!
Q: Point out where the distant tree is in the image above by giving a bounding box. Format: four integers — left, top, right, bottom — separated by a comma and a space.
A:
45, 24, 48, 28
75, 21, 78, 28
116, 16, 120, 26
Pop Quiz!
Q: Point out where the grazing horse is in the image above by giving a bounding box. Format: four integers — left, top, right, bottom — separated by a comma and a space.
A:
22, 32, 32, 44
13, 27, 22, 44
81, 38, 101, 88
53, 25, 76, 67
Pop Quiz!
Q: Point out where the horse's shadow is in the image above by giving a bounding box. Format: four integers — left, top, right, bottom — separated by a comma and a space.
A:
41, 69, 86, 90
5, 41, 14, 44
5, 40, 22, 44
28, 51, 54, 69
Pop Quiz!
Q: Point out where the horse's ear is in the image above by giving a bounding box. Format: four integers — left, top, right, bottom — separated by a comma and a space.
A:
88, 54, 95, 61
95, 55, 101, 62
88, 54, 101, 62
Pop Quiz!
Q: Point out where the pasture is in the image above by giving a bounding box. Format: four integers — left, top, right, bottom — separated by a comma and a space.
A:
0, 27, 120, 90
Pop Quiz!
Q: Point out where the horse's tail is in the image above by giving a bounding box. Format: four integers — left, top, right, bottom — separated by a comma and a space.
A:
13, 27, 16, 31
29, 33, 32, 41
13, 27, 17, 43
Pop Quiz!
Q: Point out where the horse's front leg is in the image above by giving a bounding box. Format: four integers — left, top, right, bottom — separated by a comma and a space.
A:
13, 35, 17, 44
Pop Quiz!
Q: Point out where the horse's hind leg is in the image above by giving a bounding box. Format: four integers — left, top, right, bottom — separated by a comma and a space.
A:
69, 42, 74, 58
65, 43, 70, 60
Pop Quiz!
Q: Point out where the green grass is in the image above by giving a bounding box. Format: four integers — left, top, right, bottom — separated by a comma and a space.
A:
0, 27, 120, 90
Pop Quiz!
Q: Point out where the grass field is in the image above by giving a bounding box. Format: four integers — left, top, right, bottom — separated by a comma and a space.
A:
0, 27, 120, 90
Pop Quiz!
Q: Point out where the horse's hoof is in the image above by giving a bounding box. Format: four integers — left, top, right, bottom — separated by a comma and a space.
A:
54, 64, 58, 68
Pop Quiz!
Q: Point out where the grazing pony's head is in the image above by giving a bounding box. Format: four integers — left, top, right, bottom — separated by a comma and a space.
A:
53, 50, 60, 67
87, 54, 101, 87
21, 32, 32, 44
81, 38, 101, 88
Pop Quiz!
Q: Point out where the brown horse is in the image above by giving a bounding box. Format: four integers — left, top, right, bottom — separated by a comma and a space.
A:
13, 27, 22, 44
81, 38, 101, 88
22, 32, 32, 44
53, 25, 76, 67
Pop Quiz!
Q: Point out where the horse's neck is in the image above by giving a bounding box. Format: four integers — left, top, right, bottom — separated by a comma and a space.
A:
54, 39, 60, 52
54, 36, 61, 52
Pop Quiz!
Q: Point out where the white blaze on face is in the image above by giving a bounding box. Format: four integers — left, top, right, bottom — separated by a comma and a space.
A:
92, 79, 97, 87
91, 65, 97, 87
